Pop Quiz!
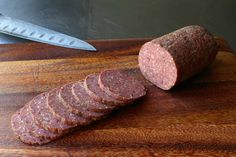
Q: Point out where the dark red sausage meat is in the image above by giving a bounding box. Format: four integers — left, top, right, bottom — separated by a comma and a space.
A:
84, 74, 124, 106
47, 88, 88, 126
29, 93, 72, 134
98, 70, 146, 102
11, 107, 52, 145
59, 82, 105, 121
138, 25, 218, 90
11, 69, 146, 145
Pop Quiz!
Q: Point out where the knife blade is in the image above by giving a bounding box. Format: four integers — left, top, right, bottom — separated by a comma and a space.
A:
0, 13, 96, 51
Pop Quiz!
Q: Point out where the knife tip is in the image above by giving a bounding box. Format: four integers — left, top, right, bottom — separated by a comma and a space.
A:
80, 41, 97, 51
88, 45, 97, 51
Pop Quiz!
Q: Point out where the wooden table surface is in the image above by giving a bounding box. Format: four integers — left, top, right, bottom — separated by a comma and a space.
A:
0, 38, 235, 156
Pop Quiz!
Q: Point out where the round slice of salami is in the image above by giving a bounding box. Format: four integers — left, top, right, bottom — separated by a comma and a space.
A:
59, 82, 106, 120
84, 74, 125, 106
138, 25, 218, 90
47, 88, 90, 126
11, 107, 51, 145
29, 93, 72, 134
22, 105, 58, 140
98, 69, 146, 102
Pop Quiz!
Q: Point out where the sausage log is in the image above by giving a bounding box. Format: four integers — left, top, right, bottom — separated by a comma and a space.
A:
138, 25, 218, 90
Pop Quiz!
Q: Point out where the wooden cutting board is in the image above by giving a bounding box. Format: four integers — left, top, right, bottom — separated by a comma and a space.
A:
0, 38, 235, 156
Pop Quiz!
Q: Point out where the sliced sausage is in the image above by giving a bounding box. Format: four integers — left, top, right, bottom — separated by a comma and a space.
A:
47, 88, 90, 126
12, 70, 147, 145
98, 69, 146, 102
60, 81, 113, 113
11, 107, 51, 145
29, 93, 72, 134
138, 25, 218, 90
60, 82, 106, 120
22, 105, 58, 140
84, 74, 124, 106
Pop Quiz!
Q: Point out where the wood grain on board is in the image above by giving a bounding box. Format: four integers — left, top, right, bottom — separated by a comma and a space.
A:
0, 38, 235, 156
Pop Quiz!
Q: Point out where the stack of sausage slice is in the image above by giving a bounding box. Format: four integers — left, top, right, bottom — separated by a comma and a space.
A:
11, 69, 146, 145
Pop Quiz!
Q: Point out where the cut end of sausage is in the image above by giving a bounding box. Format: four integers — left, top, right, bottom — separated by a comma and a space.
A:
139, 42, 178, 90
139, 25, 218, 90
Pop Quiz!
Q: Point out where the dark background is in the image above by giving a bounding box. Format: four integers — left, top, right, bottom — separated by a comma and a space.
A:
0, 0, 235, 51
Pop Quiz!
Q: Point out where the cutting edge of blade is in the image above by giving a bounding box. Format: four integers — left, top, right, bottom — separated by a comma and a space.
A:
0, 29, 97, 51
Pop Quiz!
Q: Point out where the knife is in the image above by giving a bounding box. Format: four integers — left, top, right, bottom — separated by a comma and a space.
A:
0, 13, 96, 51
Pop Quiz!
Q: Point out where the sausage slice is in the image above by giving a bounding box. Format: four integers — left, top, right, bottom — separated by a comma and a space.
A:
59, 82, 105, 120
84, 74, 124, 106
47, 88, 89, 126
22, 105, 58, 140
98, 69, 146, 102
11, 107, 51, 145
29, 93, 72, 134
